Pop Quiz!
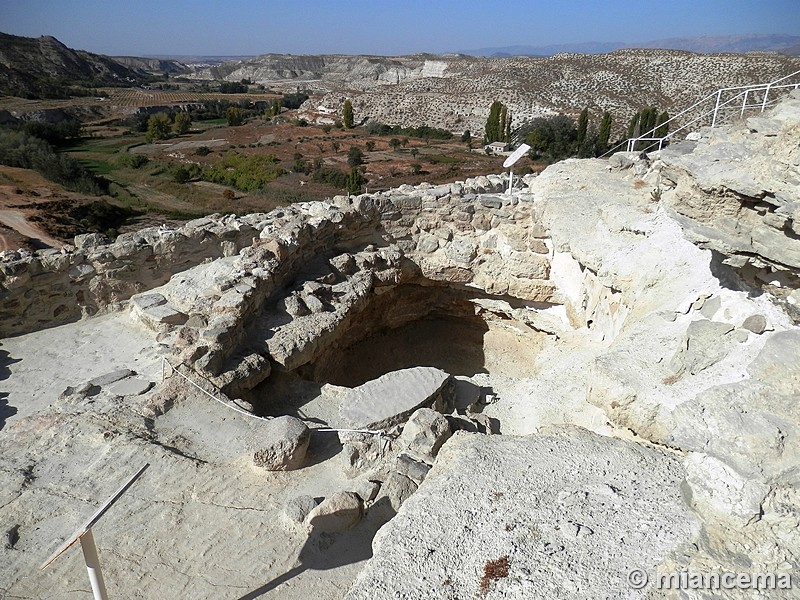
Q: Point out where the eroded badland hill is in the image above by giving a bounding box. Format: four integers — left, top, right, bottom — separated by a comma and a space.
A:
199, 49, 800, 131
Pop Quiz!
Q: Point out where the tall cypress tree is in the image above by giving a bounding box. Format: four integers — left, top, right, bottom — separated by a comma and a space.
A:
504, 109, 512, 143
576, 107, 589, 148
627, 112, 640, 139
342, 99, 354, 129
597, 111, 612, 154
655, 111, 670, 138
641, 107, 658, 135
484, 100, 503, 144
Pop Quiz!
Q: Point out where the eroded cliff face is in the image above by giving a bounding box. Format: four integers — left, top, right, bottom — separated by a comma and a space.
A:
654, 90, 800, 320
1, 95, 798, 599
187, 54, 460, 93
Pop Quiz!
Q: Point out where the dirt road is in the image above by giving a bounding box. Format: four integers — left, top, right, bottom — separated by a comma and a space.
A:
0, 210, 63, 250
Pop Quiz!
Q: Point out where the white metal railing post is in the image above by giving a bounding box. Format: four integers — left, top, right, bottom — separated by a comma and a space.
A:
712, 89, 722, 127
741, 89, 749, 117
761, 84, 772, 112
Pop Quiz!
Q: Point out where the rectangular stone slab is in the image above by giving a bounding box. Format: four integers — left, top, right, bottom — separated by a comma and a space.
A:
339, 366, 452, 430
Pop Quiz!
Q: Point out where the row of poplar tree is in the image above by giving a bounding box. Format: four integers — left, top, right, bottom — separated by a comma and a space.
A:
484, 101, 670, 163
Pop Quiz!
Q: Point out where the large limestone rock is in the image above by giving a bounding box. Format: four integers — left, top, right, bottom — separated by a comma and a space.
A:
249, 415, 311, 471
305, 491, 364, 533
396, 407, 452, 463
344, 427, 698, 600
656, 89, 800, 273
340, 367, 454, 429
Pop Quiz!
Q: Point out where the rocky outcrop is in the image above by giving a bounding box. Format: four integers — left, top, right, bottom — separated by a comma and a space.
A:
655, 89, 800, 278
345, 428, 699, 600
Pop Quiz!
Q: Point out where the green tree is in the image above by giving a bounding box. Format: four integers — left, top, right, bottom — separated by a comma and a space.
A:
627, 112, 640, 139
347, 146, 364, 167
410, 148, 418, 158
174, 112, 191, 135
226, 107, 243, 126
173, 165, 192, 183
596, 111, 612, 155
145, 112, 172, 143
655, 111, 670, 138
524, 115, 578, 163
389, 138, 401, 151
642, 107, 658, 136
628, 107, 667, 150
504, 109, 512, 143
484, 100, 503, 144
461, 130, 471, 143
410, 163, 422, 175
342, 99, 354, 129
576, 108, 589, 148
499, 105, 507, 143
267, 99, 281, 118
292, 152, 311, 174
365, 140, 375, 152
347, 166, 364, 194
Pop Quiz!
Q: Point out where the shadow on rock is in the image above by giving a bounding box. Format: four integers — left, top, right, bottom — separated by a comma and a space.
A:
304, 430, 344, 468
237, 497, 396, 599
0, 346, 21, 430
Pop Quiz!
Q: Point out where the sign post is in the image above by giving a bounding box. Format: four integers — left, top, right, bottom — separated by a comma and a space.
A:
502, 143, 531, 194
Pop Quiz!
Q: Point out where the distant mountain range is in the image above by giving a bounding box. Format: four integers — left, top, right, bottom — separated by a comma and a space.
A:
463, 34, 800, 57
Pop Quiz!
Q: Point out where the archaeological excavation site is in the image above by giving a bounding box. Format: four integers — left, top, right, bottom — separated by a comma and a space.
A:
1, 90, 800, 599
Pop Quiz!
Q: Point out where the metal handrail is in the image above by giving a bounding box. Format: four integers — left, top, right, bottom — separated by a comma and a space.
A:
602, 69, 800, 157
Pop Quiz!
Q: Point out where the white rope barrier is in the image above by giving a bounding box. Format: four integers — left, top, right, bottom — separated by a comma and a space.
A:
162, 358, 271, 421
316, 427, 388, 436
160, 357, 387, 436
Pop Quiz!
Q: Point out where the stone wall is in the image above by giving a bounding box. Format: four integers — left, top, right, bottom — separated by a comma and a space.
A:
0, 215, 261, 337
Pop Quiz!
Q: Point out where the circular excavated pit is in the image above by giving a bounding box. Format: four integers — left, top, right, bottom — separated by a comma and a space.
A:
245, 283, 550, 425
304, 313, 546, 388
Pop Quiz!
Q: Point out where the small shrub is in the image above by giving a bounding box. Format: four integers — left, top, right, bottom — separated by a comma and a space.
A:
116, 153, 149, 169
195, 146, 211, 156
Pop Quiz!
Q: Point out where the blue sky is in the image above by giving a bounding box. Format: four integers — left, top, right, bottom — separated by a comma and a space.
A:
2, 0, 798, 56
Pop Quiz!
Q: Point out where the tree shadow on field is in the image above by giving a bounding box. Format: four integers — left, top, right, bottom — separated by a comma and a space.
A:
237, 497, 396, 599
